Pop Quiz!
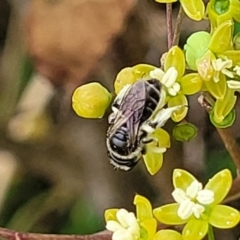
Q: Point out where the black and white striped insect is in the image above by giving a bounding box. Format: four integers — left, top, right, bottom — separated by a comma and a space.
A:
106, 79, 180, 171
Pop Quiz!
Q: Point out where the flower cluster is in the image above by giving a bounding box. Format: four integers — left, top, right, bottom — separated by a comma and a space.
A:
71, 0, 240, 175
105, 169, 240, 240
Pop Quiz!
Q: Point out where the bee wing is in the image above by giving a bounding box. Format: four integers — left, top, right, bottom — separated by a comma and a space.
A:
111, 80, 147, 140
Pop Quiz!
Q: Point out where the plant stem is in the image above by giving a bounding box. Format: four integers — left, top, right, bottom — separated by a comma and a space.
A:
199, 93, 240, 172
166, 3, 173, 49
172, 5, 183, 46
216, 128, 240, 171
0, 228, 112, 240
208, 225, 215, 240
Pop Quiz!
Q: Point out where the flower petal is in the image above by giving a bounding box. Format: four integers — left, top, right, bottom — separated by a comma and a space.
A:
184, 31, 211, 71
230, 0, 240, 23
218, 50, 240, 66
168, 94, 188, 122
173, 169, 197, 191
132, 64, 157, 79
143, 151, 163, 176
172, 188, 188, 204
209, 20, 233, 53
164, 46, 185, 76
153, 203, 187, 225
213, 87, 237, 123
196, 189, 214, 205
204, 73, 226, 99
105, 209, 119, 221
134, 195, 153, 222
106, 221, 123, 232
180, 0, 205, 21
227, 80, 240, 89
209, 205, 240, 228
182, 218, 208, 240
153, 230, 182, 240
117, 209, 130, 228
178, 199, 194, 219
204, 169, 232, 205
140, 218, 157, 240
181, 73, 203, 95
114, 67, 136, 94
196, 50, 215, 81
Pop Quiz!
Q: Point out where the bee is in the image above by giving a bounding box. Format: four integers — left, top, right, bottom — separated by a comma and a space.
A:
106, 78, 181, 171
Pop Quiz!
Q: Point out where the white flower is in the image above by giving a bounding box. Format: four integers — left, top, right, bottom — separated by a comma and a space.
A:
106, 209, 140, 240
211, 58, 233, 82
150, 67, 181, 96
227, 80, 240, 89
233, 65, 240, 76
172, 180, 214, 220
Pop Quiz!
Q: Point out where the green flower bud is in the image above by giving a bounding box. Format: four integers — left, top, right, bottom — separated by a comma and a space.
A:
172, 122, 198, 142
213, 0, 230, 15
207, 0, 232, 30
72, 82, 112, 118
210, 109, 236, 128
185, 31, 211, 71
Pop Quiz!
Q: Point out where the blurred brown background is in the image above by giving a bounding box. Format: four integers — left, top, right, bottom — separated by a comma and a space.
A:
0, 0, 239, 239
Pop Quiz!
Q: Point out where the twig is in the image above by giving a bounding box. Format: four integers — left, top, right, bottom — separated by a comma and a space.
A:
0, 228, 112, 240
198, 93, 240, 171
216, 128, 240, 171
166, 3, 173, 49
172, 5, 183, 46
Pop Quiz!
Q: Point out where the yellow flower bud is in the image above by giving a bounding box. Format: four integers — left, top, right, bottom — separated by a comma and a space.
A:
72, 82, 112, 118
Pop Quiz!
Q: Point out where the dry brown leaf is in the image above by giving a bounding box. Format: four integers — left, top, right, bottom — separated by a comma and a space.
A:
23, 0, 136, 85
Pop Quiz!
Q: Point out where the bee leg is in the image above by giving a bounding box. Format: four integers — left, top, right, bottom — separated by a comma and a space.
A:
142, 105, 184, 133
142, 137, 159, 146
